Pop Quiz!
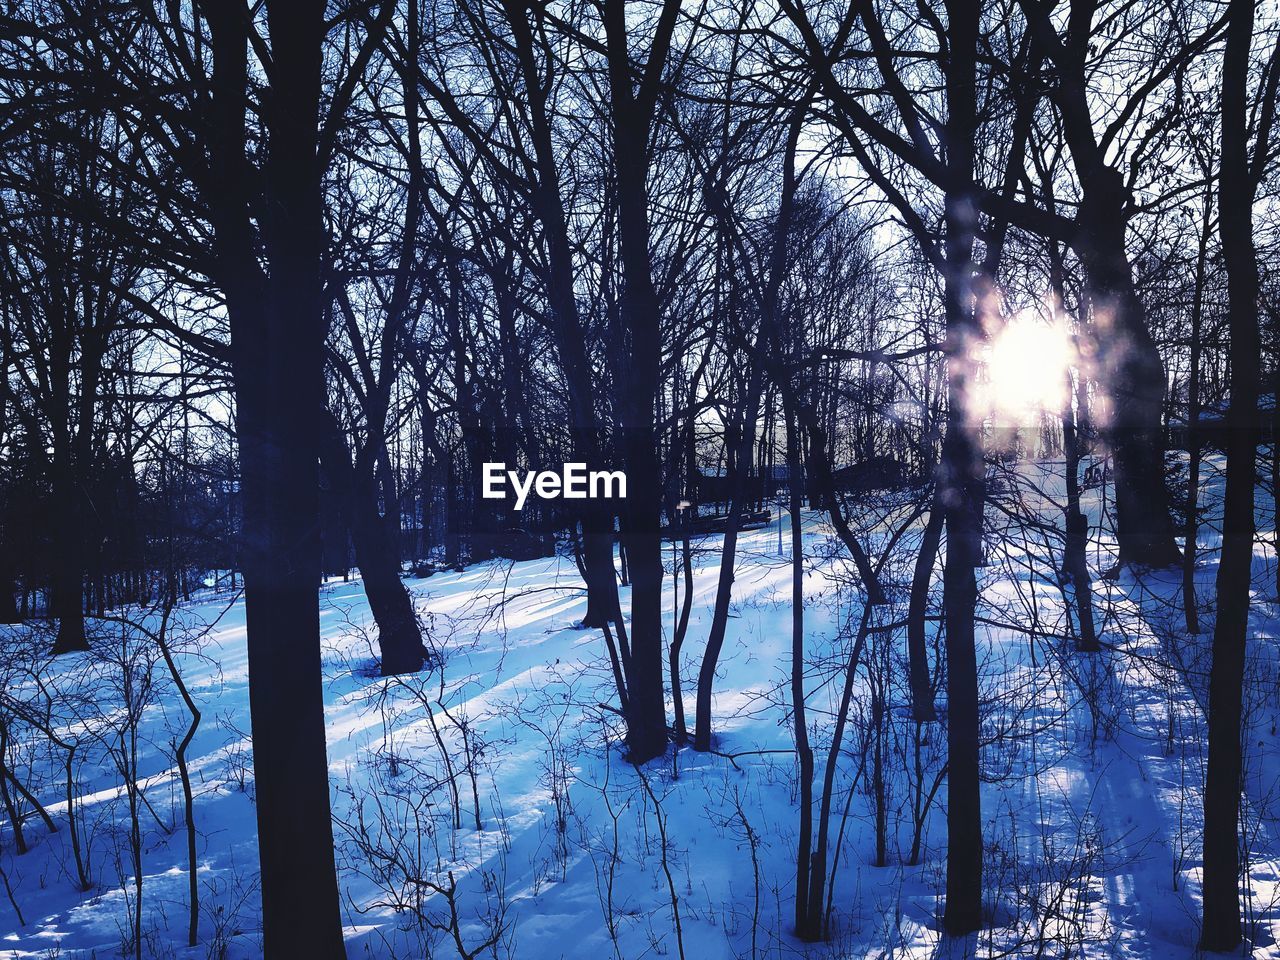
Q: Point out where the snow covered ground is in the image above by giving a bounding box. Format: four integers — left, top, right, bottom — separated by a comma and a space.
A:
2, 454, 1280, 958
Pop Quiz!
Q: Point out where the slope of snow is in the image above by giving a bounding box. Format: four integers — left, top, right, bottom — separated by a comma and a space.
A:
0, 454, 1278, 958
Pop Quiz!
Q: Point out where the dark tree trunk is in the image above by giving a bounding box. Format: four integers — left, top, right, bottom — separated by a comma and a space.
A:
207, 4, 347, 957
1200, 0, 1260, 947
1182, 187, 1213, 634
319, 416, 424, 676
1074, 173, 1182, 570
503, 0, 622, 631
579, 526, 623, 630
941, 0, 983, 934
788, 409, 815, 939
1016, 0, 1181, 571
668, 385, 699, 745
670, 533, 693, 744
600, 0, 681, 763
50, 461, 87, 654
790, 398, 886, 604
1063, 369, 1099, 651
694, 363, 764, 752
696, 110, 814, 752
350, 501, 423, 675
0, 563, 18, 624
906, 501, 942, 721
1051, 254, 1099, 651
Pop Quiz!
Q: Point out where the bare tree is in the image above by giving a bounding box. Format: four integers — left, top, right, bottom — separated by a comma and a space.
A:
1200, 0, 1278, 946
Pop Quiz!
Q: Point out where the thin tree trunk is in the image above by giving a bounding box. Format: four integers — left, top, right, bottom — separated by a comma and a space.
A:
670, 533, 693, 745
788, 410, 815, 939
1200, 0, 1260, 946
502, 0, 621, 632
1063, 368, 1099, 651
906, 502, 942, 720
155, 606, 201, 948
1051, 252, 1099, 652
1182, 186, 1213, 634
941, 0, 984, 933
694, 363, 764, 752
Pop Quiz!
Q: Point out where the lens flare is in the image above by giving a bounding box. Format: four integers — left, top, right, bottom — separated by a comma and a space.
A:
979, 314, 1075, 424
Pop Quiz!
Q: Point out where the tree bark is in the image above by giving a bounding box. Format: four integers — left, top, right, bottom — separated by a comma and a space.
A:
1062, 368, 1099, 651
1182, 186, 1213, 634
207, 4, 347, 956
906, 502, 942, 720
502, 0, 623, 633
788, 409, 816, 939
1051, 253, 1099, 651
49, 457, 87, 653
1073, 172, 1182, 569
693, 361, 764, 751
319, 415, 424, 676
1017, 0, 1182, 569
941, 0, 984, 934
599, 0, 683, 762
1200, 0, 1260, 947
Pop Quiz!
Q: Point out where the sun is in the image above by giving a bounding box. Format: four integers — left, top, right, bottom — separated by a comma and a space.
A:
979, 314, 1076, 424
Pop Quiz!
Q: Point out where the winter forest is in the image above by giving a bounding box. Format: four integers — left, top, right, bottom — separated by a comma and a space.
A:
0, 0, 1278, 957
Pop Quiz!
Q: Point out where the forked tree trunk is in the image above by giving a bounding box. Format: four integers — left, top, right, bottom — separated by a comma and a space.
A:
600, 0, 682, 763
1019, 0, 1182, 571
207, 4, 347, 957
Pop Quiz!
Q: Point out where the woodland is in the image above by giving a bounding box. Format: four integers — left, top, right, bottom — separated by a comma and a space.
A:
0, 0, 1278, 956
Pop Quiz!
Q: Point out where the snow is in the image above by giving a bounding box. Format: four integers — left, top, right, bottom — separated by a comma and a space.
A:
1, 454, 1280, 958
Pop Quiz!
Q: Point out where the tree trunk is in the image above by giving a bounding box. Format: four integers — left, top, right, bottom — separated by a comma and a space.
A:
208, 4, 347, 956
670, 533, 693, 744
788, 410, 816, 939
941, 0, 983, 934
906, 501, 942, 720
319, 415, 424, 676
1053, 253, 1099, 652
669, 392, 698, 745
1063, 368, 1099, 651
1200, 0, 1260, 947
348, 488, 423, 676
1020, 0, 1182, 571
1074, 173, 1182, 570
1182, 187, 1213, 634
0, 562, 18, 624
694, 362, 764, 752
600, 0, 678, 763
503, 0, 622, 630
50, 460, 87, 654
